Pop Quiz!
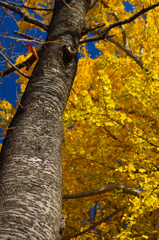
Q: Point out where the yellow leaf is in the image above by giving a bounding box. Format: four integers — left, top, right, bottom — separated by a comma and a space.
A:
139, 168, 146, 173
142, 236, 148, 239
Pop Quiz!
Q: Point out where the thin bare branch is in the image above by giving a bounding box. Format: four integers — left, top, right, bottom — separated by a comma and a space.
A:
0, 51, 30, 78
3, 0, 53, 11
0, 11, 29, 78
0, 36, 61, 77
104, 127, 118, 140
14, 31, 45, 43
0, 48, 42, 77
0, 34, 62, 45
0, 0, 49, 31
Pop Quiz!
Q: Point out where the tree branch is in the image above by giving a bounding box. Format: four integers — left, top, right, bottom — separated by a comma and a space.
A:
140, 14, 148, 56
80, 2, 159, 43
3, 0, 53, 11
0, 34, 62, 77
2, 2, 159, 78
0, 0, 49, 31
81, 23, 105, 36
112, 12, 129, 47
63, 207, 125, 240
63, 184, 159, 199
101, 2, 159, 36
0, 48, 42, 77
14, 31, 44, 43
101, 0, 129, 47
104, 38, 145, 69
80, 36, 158, 80
153, 164, 159, 171
0, 51, 30, 78
79, 35, 113, 44
63, 184, 140, 199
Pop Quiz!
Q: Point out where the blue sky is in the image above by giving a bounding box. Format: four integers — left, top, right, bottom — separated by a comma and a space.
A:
0, 1, 133, 105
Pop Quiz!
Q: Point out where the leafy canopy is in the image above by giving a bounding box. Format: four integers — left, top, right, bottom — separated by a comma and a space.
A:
0, 0, 159, 239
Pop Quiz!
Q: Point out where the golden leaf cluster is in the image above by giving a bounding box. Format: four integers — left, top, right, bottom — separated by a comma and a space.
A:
0, 0, 159, 239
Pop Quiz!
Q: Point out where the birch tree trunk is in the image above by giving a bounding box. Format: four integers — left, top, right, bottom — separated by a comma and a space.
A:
0, 0, 98, 239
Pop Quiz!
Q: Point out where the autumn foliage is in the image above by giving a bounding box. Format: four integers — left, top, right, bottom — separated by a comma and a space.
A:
0, 0, 159, 239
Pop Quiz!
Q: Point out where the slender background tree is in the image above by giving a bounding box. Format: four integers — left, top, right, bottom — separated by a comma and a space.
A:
0, 0, 159, 239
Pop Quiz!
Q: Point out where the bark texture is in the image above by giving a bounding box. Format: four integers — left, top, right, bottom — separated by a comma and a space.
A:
0, 0, 98, 239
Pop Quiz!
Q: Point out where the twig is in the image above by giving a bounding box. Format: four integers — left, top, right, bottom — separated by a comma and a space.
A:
3, 0, 53, 11
0, 34, 62, 45
14, 31, 43, 42
0, 51, 30, 79
63, 0, 76, 11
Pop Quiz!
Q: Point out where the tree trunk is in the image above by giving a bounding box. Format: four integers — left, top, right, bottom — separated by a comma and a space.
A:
0, 0, 98, 239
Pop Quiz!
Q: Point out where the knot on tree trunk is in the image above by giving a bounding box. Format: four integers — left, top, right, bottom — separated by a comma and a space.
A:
62, 45, 76, 64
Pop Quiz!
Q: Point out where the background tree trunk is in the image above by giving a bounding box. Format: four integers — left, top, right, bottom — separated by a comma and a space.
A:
0, 0, 97, 239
